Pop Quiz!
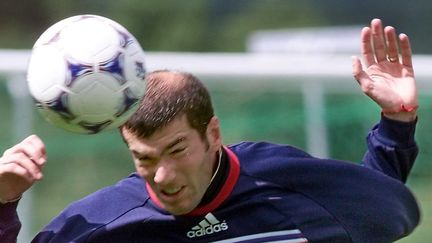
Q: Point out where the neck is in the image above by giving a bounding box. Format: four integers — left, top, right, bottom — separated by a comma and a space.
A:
209, 148, 223, 185
198, 147, 229, 206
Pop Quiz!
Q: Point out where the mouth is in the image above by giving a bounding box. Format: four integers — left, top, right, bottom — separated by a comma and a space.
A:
162, 187, 182, 196
159, 186, 185, 202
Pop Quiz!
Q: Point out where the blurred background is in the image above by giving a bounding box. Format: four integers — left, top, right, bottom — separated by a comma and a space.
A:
0, 0, 431, 242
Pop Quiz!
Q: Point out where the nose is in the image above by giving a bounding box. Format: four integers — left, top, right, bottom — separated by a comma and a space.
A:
153, 163, 176, 186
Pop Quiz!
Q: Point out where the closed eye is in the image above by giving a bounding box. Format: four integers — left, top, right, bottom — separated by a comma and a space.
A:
137, 156, 154, 165
132, 152, 155, 165
170, 147, 186, 155
138, 156, 151, 161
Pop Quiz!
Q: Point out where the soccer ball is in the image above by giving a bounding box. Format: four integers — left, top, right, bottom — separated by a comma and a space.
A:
27, 15, 146, 134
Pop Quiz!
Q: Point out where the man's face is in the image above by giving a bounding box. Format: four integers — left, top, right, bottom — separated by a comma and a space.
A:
122, 115, 221, 215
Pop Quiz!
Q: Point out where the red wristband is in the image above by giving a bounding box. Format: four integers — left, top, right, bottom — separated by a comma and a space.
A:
401, 104, 418, 112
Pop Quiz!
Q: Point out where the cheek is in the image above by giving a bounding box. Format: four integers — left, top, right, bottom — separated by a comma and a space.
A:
136, 167, 146, 177
134, 163, 153, 180
189, 152, 214, 185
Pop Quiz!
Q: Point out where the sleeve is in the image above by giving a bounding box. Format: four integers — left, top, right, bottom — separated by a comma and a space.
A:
236, 141, 420, 242
362, 115, 418, 182
32, 173, 147, 242
283, 158, 420, 242
0, 201, 21, 243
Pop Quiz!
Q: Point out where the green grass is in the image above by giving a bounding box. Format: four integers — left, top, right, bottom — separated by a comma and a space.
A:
397, 176, 432, 242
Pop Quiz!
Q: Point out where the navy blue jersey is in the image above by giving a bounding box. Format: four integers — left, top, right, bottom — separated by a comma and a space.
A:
0, 116, 420, 242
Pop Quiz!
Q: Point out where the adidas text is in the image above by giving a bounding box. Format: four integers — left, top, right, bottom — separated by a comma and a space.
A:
187, 221, 228, 238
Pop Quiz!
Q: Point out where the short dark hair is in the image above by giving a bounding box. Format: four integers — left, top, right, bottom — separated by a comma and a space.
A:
121, 70, 215, 139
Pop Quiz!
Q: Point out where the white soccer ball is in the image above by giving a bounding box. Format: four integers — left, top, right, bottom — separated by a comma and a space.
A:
27, 15, 146, 134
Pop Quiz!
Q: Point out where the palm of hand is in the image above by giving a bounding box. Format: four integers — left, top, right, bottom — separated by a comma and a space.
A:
365, 62, 417, 112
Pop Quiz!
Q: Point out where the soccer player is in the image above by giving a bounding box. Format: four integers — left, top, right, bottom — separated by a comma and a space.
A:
0, 18, 420, 242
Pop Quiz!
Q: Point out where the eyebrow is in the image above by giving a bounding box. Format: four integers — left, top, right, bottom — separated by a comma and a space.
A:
166, 136, 186, 150
131, 136, 187, 160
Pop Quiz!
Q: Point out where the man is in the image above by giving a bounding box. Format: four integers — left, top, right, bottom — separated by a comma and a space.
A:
0, 18, 420, 242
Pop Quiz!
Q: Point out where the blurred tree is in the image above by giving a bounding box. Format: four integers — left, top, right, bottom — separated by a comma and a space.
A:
207, 0, 324, 51
0, 0, 48, 48
1, 0, 432, 52
311, 0, 432, 54
0, 0, 345, 52
106, 0, 211, 51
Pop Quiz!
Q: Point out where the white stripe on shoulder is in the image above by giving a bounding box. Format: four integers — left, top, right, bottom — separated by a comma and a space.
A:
211, 229, 308, 243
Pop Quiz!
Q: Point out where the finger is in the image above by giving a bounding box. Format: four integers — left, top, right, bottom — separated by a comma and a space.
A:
0, 161, 34, 182
23, 135, 47, 166
360, 27, 375, 67
352, 56, 368, 86
385, 26, 399, 63
18, 153, 43, 180
371, 18, 387, 62
352, 56, 362, 82
1, 153, 43, 180
352, 56, 376, 94
3, 135, 47, 167
399, 33, 413, 68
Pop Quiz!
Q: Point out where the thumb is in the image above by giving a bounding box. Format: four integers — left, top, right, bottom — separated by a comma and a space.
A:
352, 56, 370, 87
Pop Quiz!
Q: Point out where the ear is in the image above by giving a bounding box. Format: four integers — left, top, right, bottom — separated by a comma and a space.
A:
206, 116, 222, 152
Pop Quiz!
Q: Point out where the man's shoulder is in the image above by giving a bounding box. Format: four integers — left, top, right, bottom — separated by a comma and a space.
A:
227, 141, 313, 179
229, 141, 311, 160
60, 173, 148, 220
227, 141, 390, 186
33, 173, 150, 241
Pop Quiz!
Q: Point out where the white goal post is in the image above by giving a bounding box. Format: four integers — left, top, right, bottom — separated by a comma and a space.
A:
3, 50, 432, 155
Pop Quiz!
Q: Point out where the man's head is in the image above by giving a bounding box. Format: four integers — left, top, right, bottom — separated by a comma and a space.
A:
120, 70, 222, 215
121, 70, 214, 141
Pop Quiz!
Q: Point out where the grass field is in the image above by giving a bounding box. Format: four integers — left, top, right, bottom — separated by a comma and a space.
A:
397, 177, 432, 242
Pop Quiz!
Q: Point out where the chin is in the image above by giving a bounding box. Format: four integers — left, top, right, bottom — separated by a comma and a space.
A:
167, 206, 193, 216
165, 201, 199, 216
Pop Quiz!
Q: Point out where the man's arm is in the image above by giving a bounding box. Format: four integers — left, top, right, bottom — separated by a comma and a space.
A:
0, 135, 47, 242
0, 201, 21, 242
362, 115, 418, 182
352, 18, 419, 180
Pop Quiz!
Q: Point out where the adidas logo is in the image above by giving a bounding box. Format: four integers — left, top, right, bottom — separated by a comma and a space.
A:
187, 213, 229, 238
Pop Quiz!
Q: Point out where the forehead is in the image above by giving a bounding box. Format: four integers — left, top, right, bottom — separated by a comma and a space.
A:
122, 115, 194, 152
